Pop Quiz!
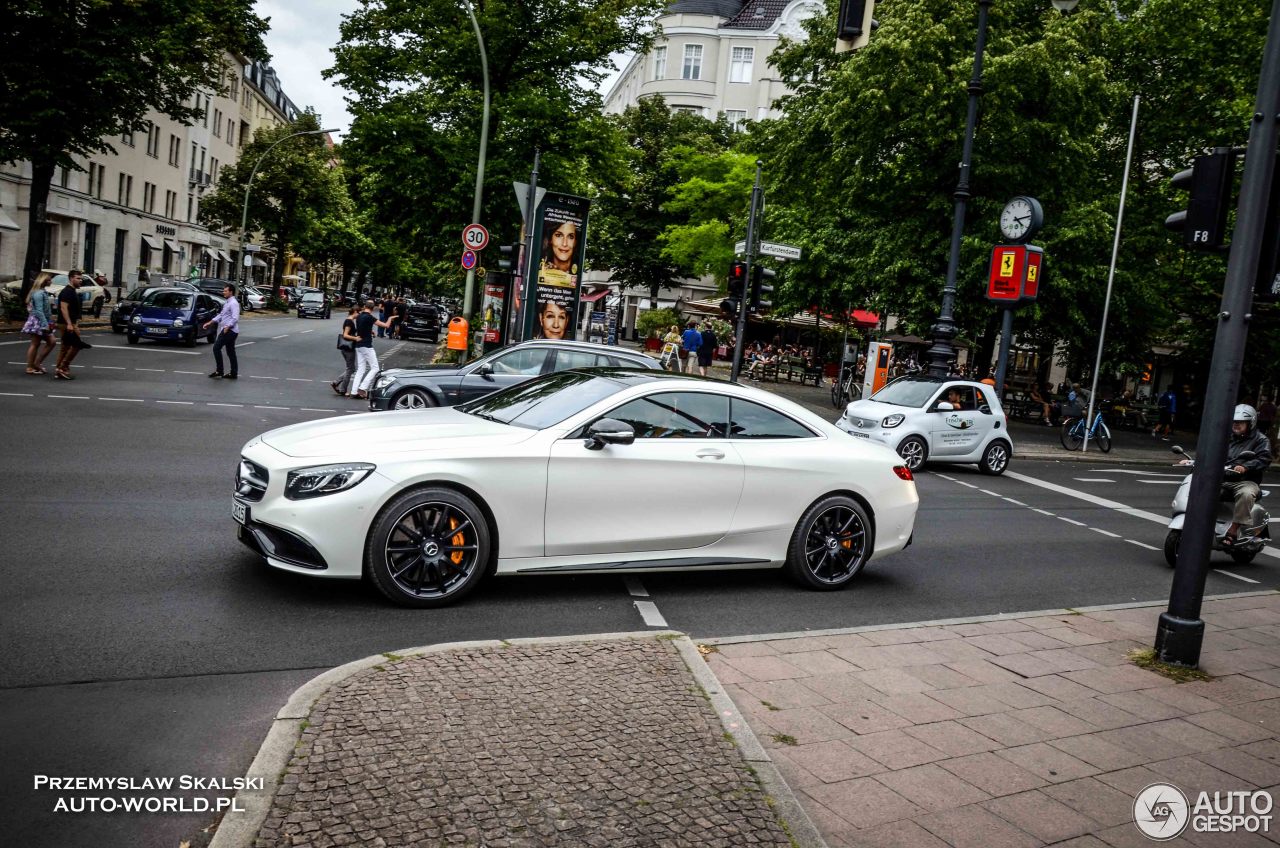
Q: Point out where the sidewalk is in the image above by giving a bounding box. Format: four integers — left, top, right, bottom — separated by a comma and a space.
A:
211, 593, 1280, 848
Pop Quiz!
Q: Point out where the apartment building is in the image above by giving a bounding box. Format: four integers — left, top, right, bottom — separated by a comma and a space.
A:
0, 54, 303, 290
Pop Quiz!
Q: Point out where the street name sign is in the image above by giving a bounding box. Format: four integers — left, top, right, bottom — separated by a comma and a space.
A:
759, 241, 802, 260
734, 240, 747, 255
462, 223, 489, 251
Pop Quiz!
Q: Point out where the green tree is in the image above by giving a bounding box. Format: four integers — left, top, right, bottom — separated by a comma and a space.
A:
0, 0, 267, 298
199, 114, 345, 298
659, 148, 758, 287
590, 97, 732, 308
328, 0, 662, 303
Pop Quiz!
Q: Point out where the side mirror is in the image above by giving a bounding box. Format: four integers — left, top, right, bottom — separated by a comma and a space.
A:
1171, 445, 1186, 455
584, 418, 635, 450
478, 363, 494, 378
935, 401, 955, 411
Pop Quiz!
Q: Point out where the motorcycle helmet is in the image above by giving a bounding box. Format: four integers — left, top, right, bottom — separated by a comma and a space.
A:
1234, 404, 1257, 432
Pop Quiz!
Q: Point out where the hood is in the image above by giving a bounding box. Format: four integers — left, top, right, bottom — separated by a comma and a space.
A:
845, 398, 920, 421
136, 305, 189, 320
259, 406, 533, 459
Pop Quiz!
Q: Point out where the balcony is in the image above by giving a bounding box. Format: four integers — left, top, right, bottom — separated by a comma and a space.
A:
187, 169, 212, 188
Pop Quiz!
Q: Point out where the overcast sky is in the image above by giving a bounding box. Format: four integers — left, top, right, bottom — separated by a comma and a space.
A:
254, 0, 627, 143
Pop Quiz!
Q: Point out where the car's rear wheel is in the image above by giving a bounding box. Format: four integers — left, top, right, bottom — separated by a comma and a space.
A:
785, 495, 872, 590
366, 487, 491, 607
393, 388, 434, 410
896, 436, 928, 472
1164, 530, 1180, 567
979, 440, 1011, 476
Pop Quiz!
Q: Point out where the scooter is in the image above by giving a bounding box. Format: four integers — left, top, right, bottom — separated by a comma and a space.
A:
1165, 445, 1271, 567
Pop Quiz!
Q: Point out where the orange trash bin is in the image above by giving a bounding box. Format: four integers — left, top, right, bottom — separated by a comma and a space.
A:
446, 317, 470, 351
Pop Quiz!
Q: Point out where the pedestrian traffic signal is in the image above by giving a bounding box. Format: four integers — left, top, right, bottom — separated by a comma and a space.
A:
751, 266, 775, 313
836, 0, 876, 52
1165, 148, 1235, 251
729, 260, 748, 295
720, 298, 740, 318
496, 244, 518, 272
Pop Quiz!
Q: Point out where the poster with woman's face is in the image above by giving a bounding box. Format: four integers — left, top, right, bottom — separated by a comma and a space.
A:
524, 192, 590, 341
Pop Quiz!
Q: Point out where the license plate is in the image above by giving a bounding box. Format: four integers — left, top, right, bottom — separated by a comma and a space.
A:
850, 430, 870, 439
146, 327, 168, 335
232, 500, 248, 525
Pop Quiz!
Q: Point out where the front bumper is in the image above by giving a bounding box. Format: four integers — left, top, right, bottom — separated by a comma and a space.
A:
131, 323, 186, 340
835, 414, 895, 447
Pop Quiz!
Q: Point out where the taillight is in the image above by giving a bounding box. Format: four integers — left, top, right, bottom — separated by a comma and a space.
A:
893, 465, 913, 481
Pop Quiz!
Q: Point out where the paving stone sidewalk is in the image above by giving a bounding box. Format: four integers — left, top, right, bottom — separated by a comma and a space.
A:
704, 592, 1280, 847
242, 636, 796, 848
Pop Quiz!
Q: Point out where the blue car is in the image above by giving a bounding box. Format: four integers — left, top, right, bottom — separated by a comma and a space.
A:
126, 288, 222, 347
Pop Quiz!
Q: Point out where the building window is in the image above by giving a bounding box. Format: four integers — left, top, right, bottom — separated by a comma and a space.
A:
143, 182, 155, 213
730, 47, 754, 83
682, 44, 703, 80
230, 75, 239, 102
84, 223, 98, 272
725, 110, 747, 132
122, 128, 134, 147
125, 175, 133, 208
653, 46, 667, 80
227, 118, 234, 142
187, 195, 193, 223
672, 105, 704, 117
169, 135, 180, 167
210, 157, 218, 184
59, 167, 69, 188
213, 108, 222, 137
117, 173, 126, 205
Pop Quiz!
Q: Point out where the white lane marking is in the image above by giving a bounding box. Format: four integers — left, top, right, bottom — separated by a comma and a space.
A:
89, 346, 201, 355
238, 341, 256, 346
248, 375, 277, 380
174, 370, 203, 375
1139, 480, 1183, 485
48, 395, 90, 399
286, 378, 312, 382
271, 334, 289, 340
300, 408, 335, 413
1091, 469, 1183, 477
343, 410, 363, 414
6, 361, 25, 365
299, 329, 314, 334
1126, 539, 1160, 551
207, 402, 243, 407
1006, 469, 1280, 562
254, 405, 289, 410
70, 365, 84, 368
92, 366, 125, 370
98, 397, 144, 403
624, 577, 649, 598
1090, 528, 1122, 538
1215, 569, 1261, 584
634, 600, 668, 627
979, 489, 1001, 497
0, 340, 34, 345
955, 481, 980, 489
1059, 517, 1087, 526
1002, 498, 1027, 506
1074, 478, 1115, 483
134, 368, 165, 372
1032, 508, 1056, 517
156, 400, 194, 405
935, 473, 957, 481
0, 391, 34, 397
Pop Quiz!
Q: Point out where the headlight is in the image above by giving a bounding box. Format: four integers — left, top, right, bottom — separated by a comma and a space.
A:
284, 463, 376, 500
131, 315, 141, 324
374, 375, 396, 390
882, 414, 905, 428
173, 318, 185, 328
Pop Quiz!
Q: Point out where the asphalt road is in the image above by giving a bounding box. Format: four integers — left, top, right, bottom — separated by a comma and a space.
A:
1, 318, 1276, 847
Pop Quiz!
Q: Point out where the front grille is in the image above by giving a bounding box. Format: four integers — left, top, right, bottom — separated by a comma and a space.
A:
847, 415, 881, 430
236, 458, 268, 501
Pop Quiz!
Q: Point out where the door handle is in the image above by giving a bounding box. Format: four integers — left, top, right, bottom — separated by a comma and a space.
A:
696, 448, 725, 460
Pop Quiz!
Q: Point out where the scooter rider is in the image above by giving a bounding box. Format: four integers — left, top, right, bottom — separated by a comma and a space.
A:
1183, 405, 1272, 545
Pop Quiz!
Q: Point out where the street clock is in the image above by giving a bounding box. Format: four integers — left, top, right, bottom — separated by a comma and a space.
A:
999, 196, 1044, 244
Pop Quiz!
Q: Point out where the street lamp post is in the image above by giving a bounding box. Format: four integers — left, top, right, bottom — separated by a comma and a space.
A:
461, 0, 491, 342
239, 128, 338, 297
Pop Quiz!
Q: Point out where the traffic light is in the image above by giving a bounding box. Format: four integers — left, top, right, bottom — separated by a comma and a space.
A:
1254, 154, 1280, 303
836, 0, 876, 53
496, 244, 518, 272
1165, 148, 1235, 251
720, 298, 739, 318
750, 265, 775, 313
728, 260, 748, 295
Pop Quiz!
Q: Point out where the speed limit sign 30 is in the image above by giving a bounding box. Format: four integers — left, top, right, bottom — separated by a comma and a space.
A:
462, 223, 489, 252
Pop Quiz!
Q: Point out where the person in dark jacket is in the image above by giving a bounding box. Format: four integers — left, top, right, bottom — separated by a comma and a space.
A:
1223, 404, 1273, 544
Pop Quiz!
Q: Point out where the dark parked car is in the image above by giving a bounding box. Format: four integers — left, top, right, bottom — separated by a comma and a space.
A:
191, 277, 236, 297
399, 303, 440, 343
296, 291, 331, 319
126, 289, 222, 347
110, 283, 197, 332
367, 339, 662, 410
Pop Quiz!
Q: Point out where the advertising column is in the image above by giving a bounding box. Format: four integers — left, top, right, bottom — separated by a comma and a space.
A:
522, 192, 590, 342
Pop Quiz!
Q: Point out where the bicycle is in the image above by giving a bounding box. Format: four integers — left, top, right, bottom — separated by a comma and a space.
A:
830, 368, 863, 408
1060, 410, 1112, 452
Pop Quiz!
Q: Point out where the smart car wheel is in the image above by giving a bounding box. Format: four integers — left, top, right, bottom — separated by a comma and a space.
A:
1164, 530, 1180, 567
366, 487, 491, 607
785, 495, 872, 590
896, 436, 928, 471
979, 440, 1010, 476
393, 388, 434, 410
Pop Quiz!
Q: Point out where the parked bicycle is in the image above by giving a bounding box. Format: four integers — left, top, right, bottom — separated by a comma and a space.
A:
1060, 410, 1112, 452
830, 368, 863, 408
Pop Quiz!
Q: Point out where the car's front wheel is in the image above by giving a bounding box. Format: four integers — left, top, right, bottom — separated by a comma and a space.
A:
126, 333, 139, 345
1164, 530, 1180, 567
366, 487, 491, 607
785, 495, 872, 590
184, 330, 197, 347
392, 388, 434, 410
896, 436, 928, 472
978, 440, 1011, 476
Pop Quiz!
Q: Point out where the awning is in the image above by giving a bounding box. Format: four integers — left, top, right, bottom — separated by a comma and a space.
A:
141, 234, 163, 251
216, 249, 232, 262
0, 206, 19, 231
163, 238, 180, 253
579, 288, 610, 303
252, 257, 268, 268
850, 309, 880, 328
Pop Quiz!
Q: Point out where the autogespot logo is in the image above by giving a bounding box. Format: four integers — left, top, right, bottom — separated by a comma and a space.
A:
1135, 783, 1190, 841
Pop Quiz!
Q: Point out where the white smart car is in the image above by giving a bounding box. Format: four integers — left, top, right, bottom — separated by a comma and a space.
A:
837, 376, 1013, 475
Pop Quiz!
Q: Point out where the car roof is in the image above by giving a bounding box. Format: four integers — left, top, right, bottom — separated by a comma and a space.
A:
514, 338, 659, 362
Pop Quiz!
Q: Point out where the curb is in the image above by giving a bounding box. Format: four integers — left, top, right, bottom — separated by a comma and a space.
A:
208, 630, 823, 848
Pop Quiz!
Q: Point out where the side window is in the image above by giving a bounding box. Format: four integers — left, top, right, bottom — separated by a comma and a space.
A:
935, 385, 976, 410
603, 392, 730, 439
490, 348, 550, 376
974, 388, 992, 414
729, 399, 817, 439
552, 350, 606, 371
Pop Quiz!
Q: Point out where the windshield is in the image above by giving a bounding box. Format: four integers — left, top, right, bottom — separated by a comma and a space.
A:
458, 371, 627, 430
302, 293, 324, 302
141, 290, 193, 310
870, 377, 944, 408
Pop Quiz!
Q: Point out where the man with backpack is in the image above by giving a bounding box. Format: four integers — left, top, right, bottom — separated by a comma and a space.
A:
680, 320, 701, 375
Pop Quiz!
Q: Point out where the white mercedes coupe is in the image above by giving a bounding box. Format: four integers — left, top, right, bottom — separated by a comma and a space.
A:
234, 370, 919, 607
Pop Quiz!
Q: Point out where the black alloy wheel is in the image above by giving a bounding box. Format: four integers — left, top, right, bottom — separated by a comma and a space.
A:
785, 495, 872, 590
366, 488, 490, 607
